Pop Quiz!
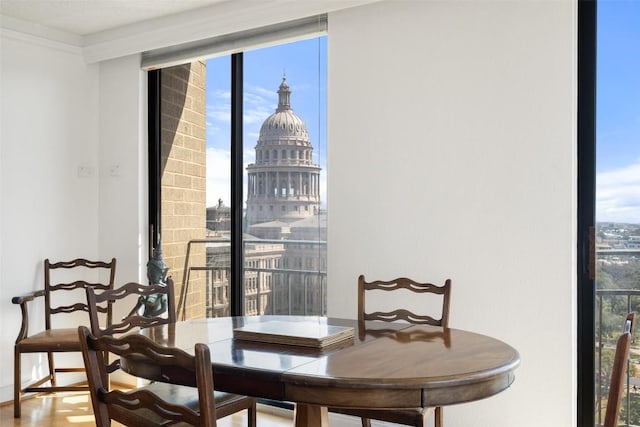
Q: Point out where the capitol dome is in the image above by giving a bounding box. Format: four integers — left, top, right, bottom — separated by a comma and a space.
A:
246, 76, 321, 227
258, 77, 310, 143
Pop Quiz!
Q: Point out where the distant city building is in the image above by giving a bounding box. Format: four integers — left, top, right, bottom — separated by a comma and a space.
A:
205, 77, 326, 317
207, 199, 230, 232
628, 236, 640, 248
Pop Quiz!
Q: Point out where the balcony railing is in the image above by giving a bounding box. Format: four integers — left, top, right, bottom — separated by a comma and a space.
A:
594, 245, 640, 426
177, 238, 326, 319
596, 289, 639, 426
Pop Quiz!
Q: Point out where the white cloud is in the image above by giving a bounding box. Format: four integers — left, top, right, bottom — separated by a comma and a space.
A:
244, 87, 273, 126
205, 147, 256, 209
248, 84, 277, 99
244, 107, 271, 126
206, 89, 231, 124
207, 110, 231, 123
596, 160, 640, 223
206, 147, 230, 208
209, 89, 230, 101
244, 90, 267, 105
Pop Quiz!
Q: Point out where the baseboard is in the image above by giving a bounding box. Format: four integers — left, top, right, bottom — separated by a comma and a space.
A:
0, 383, 14, 406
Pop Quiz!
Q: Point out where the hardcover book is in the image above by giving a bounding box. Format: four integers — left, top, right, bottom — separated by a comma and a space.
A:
233, 320, 354, 348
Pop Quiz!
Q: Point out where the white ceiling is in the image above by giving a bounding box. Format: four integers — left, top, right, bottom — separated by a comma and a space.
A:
0, 0, 228, 36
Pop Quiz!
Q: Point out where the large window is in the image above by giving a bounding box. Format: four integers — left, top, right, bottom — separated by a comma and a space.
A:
149, 36, 327, 320
578, 1, 640, 425
593, 2, 640, 426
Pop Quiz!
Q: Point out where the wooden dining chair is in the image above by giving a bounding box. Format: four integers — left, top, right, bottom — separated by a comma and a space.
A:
86, 279, 256, 427
604, 312, 635, 427
78, 325, 219, 426
12, 257, 116, 418
331, 274, 451, 427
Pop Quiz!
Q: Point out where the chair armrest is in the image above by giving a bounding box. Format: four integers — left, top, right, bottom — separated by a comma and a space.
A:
12, 290, 45, 343
12, 289, 45, 305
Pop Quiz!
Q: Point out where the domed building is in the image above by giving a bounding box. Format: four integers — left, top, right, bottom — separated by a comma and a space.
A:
245, 77, 321, 226
201, 77, 326, 318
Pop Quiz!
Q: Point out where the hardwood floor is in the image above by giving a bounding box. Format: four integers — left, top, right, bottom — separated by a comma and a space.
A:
0, 391, 294, 427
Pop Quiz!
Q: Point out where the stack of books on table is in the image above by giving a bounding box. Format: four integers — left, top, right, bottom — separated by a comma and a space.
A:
233, 320, 354, 349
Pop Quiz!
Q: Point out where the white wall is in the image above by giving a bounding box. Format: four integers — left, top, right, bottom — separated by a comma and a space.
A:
327, 1, 576, 427
0, 35, 148, 404
97, 54, 149, 296
0, 32, 100, 401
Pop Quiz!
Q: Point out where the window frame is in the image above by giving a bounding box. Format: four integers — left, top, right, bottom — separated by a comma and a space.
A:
577, 0, 596, 425
148, 70, 161, 253
230, 53, 244, 316
148, 38, 327, 318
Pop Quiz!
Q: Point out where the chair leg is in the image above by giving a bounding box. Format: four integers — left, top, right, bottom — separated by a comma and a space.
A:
247, 401, 257, 427
14, 348, 21, 418
434, 406, 443, 427
361, 417, 372, 427
47, 351, 56, 386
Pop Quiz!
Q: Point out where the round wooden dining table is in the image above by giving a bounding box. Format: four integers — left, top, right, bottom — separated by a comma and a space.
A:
124, 315, 520, 427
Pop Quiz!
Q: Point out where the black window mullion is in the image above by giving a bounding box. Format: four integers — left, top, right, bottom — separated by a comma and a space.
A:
577, 0, 597, 425
148, 69, 162, 255
230, 53, 244, 316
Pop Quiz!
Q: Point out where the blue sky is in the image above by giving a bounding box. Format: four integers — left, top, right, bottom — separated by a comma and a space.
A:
596, 0, 640, 223
205, 37, 327, 208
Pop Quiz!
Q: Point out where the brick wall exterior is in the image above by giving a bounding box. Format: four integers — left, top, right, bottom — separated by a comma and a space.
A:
160, 61, 207, 319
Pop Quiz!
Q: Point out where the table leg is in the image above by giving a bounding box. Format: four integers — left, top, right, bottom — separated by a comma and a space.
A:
294, 403, 329, 427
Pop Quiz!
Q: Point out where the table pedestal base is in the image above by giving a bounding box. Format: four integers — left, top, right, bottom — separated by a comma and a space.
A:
294, 404, 329, 427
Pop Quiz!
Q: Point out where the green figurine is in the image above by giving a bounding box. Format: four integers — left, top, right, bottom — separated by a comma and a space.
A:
147, 243, 168, 285
127, 243, 169, 318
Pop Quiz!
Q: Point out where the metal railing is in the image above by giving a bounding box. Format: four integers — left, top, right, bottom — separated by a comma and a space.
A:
596, 289, 639, 426
594, 246, 640, 426
177, 238, 326, 319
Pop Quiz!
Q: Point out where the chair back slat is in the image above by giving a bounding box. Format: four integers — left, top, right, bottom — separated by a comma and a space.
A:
364, 278, 449, 294
49, 281, 113, 292
50, 303, 91, 315
49, 259, 117, 270
102, 388, 202, 425
365, 309, 442, 325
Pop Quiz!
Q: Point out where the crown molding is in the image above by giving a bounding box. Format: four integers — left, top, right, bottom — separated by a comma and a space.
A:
83, 0, 381, 64
0, 14, 83, 53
